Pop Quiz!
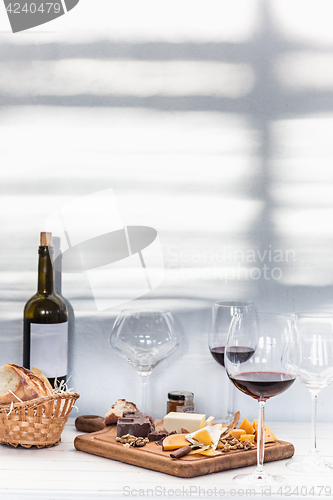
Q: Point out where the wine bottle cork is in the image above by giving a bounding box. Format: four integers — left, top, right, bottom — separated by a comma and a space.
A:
40, 232, 52, 246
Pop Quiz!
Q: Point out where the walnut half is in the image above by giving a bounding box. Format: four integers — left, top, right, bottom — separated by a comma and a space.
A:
116, 434, 149, 447
220, 437, 255, 452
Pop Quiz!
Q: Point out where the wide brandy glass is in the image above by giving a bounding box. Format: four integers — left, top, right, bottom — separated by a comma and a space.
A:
225, 312, 299, 486
287, 312, 333, 472
208, 301, 254, 422
110, 308, 180, 412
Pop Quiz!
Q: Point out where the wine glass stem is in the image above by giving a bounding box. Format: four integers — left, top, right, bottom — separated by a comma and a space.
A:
255, 400, 266, 476
140, 374, 149, 413
310, 392, 318, 455
226, 377, 234, 417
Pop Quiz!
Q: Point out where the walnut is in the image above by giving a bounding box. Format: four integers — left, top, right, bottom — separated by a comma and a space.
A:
116, 434, 149, 447
229, 438, 244, 449
222, 443, 232, 452
220, 437, 247, 452
242, 440, 255, 450
116, 434, 137, 445
135, 437, 149, 447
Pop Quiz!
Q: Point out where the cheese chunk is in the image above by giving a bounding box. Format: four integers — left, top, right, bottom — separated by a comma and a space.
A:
240, 434, 255, 443
191, 428, 214, 446
239, 417, 255, 435
204, 416, 214, 426
252, 420, 277, 443
163, 412, 206, 434
230, 429, 246, 439
188, 424, 223, 448
189, 448, 221, 457
162, 434, 189, 451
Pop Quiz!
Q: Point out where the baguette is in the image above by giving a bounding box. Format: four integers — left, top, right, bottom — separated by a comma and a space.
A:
31, 366, 54, 395
0, 364, 53, 404
105, 399, 139, 425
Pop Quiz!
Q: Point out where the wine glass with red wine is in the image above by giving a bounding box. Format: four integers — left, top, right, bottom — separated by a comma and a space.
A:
286, 312, 333, 472
225, 312, 299, 486
209, 301, 255, 422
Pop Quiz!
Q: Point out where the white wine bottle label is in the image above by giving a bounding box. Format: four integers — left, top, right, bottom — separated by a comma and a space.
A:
30, 322, 68, 378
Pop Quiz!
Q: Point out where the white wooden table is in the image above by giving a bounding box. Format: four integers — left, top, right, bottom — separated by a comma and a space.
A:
1, 420, 333, 500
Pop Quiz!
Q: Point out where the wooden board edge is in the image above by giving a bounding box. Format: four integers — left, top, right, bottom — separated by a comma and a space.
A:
74, 434, 295, 479
74, 434, 192, 477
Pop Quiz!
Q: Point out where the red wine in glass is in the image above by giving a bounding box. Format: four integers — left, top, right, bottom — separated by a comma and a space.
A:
210, 346, 255, 367
209, 300, 255, 423
230, 371, 296, 400
225, 312, 299, 486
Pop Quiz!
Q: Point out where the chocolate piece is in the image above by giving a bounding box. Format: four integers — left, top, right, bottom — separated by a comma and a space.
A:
148, 430, 168, 442
117, 411, 155, 438
155, 430, 176, 446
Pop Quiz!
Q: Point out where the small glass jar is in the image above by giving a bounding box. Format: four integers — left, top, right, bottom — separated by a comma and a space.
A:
166, 391, 194, 413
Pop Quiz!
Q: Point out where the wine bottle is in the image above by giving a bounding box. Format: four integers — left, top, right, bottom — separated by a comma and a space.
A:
23, 232, 68, 388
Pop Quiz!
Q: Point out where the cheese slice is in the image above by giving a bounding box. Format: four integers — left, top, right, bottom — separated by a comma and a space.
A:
252, 419, 277, 443
190, 428, 215, 446
189, 448, 221, 456
204, 416, 214, 426
187, 424, 223, 449
230, 428, 246, 439
162, 434, 188, 451
238, 417, 255, 435
163, 412, 206, 434
240, 434, 255, 443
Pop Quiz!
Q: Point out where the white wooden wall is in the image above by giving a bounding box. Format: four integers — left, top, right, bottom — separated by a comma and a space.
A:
0, 0, 333, 422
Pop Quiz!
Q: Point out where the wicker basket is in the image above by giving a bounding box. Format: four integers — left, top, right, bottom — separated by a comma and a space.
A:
0, 392, 80, 448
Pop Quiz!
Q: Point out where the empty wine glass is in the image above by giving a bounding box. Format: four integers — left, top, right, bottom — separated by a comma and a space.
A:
110, 308, 180, 413
286, 312, 333, 472
209, 301, 255, 422
225, 312, 299, 486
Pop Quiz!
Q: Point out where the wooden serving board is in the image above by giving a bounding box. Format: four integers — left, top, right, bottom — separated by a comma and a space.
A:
74, 424, 294, 478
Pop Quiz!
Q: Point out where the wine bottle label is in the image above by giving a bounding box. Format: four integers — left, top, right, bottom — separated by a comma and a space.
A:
30, 322, 68, 378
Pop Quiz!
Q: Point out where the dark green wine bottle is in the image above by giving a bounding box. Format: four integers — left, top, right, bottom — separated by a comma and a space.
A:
23, 232, 68, 388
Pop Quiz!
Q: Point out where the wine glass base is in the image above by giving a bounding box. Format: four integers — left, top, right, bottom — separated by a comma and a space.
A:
219, 413, 235, 424
286, 455, 333, 473
232, 471, 286, 487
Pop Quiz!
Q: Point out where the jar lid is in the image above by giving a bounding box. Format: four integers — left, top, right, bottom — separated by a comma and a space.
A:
167, 391, 194, 401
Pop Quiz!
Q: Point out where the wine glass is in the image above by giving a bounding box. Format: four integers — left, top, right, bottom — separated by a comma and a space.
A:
209, 301, 255, 422
225, 312, 299, 486
286, 312, 333, 472
110, 308, 180, 413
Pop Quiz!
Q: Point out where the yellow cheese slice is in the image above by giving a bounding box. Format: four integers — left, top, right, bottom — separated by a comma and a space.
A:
239, 417, 255, 435
239, 434, 255, 443
252, 419, 277, 443
191, 428, 214, 446
162, 434, 189, 451
229, 428, 246, 439
189, 448, 221, 457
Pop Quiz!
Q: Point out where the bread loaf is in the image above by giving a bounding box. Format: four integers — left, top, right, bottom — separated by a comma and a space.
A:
31, 366, 54, 395
0, 364, 53, 404
105, 399, 139, 425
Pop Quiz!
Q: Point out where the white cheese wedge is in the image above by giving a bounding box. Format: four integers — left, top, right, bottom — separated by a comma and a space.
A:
163, 412, 206, 434
204, 416, 214, 426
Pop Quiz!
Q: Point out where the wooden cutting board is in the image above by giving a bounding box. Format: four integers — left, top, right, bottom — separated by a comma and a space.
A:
74, 424, 294, 478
